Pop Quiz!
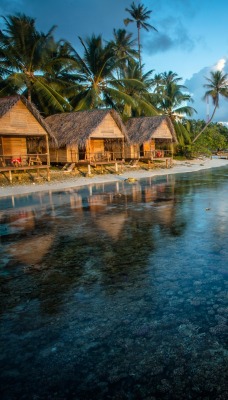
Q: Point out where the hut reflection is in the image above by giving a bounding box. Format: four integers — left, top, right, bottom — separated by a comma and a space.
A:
0, 175, 190, 315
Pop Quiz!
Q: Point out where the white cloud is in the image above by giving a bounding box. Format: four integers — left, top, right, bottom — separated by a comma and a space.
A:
185, 58, 228, 121
213, 58, 227, 72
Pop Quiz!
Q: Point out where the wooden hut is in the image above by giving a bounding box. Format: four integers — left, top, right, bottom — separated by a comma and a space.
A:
45, 109, 129, 165
0, 95, 55, 182
125, 116, 177, 166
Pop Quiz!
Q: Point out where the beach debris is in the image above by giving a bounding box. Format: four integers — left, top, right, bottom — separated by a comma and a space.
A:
63, 163, 75, 173
125, 177, 138, 183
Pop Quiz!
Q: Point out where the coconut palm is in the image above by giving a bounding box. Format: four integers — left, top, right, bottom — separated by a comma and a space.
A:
111, 59, 158, 118
107, 29, 138, 77
159, 81, 196, 120
124, 2, 157, 72
67, 34, 144, 113
152, 73, 163, 90
0, 13, 75, 113
152, 71, 183, 102
152, 71, 196, 120
192, 70, 228, 143
161, 71, 182, 85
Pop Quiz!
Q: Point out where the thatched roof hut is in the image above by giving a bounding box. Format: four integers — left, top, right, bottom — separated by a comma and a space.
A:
0, 95, 55, 139
46, 108, 129, 147
0, 95, 55, 179
126, 115, 177, 144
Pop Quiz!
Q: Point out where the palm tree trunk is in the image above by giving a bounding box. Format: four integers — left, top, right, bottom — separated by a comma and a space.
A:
26, 78, 32, 103
192, 105, 217, 143
28, 90, 32, 103
137, 25, 141, 73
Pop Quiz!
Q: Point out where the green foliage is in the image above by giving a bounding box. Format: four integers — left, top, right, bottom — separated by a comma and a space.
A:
180, 119, 228, 156
152, 71, 196, 120
173, 121, 192, 156
191, 123, 228, 155
66, 35, 157, 115
0, 10, 195, 121
0, 13, 75, 115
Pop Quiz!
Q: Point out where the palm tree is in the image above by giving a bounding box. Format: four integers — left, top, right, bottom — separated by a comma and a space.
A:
124, 2, 157, 72
152, 71, 196, 120
160, 71, 182, 85
67, 34, 116, 109
67, 34, 145, 113
0, 13, 74, 114
107, 29, 138, 77
111, 59, 158, 118
152, 73, 163, 89
192, 70, 228, 143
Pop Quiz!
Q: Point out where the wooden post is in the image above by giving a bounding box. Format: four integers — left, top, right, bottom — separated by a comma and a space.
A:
88, 164, 91, 175
45, 134, 50, 166
115, 162, 118, 172
88, 138, 91, 161
47, 168, 50, 181
122, 138, 125, 160
9, 170, 12, 183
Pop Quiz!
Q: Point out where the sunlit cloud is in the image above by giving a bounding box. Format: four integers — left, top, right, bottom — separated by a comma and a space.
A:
213, 58, 227, 72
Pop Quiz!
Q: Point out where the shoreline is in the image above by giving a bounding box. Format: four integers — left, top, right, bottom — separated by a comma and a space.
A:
1, 157, 228, 198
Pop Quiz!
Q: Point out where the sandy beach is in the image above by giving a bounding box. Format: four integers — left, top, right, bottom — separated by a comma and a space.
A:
1, 157, 228, 198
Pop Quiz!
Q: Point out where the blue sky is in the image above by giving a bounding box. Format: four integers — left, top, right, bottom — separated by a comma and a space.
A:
1, 0, 228, 121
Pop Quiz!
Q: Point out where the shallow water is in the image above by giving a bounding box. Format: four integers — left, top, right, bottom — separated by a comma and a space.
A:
0, 167, 228, 400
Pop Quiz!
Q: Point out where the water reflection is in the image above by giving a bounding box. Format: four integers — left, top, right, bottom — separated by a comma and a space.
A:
0, 167, 228, 399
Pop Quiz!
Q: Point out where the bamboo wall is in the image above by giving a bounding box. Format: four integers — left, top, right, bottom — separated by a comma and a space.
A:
2, 137, 27, 157
125, 140, 155, 158
143, 140, 155, 152
50, 145, 78, 163
89, 114, 124, 139
0, 100, 47, 136
151, 120, 173, 139
89, 139, 104, 157
125, 144, 138, 159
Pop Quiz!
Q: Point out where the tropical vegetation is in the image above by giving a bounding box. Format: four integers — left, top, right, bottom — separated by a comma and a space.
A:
0, 14, 77, 114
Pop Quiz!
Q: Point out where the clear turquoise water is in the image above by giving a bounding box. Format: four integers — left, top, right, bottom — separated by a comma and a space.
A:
0, 168, 227, 399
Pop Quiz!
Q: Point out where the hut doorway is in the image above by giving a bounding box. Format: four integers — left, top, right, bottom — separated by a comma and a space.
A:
79, 148, 86, 161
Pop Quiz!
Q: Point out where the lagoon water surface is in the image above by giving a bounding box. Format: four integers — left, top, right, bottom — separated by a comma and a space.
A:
0, 167, 228, 399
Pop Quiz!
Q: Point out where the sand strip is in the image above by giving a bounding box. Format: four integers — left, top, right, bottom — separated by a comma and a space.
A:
1, 158, 228, 198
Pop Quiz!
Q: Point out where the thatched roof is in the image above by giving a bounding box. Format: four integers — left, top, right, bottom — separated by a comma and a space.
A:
45, 109, 129, 147
126, 115, 178, 144
0, 95, 55, 139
